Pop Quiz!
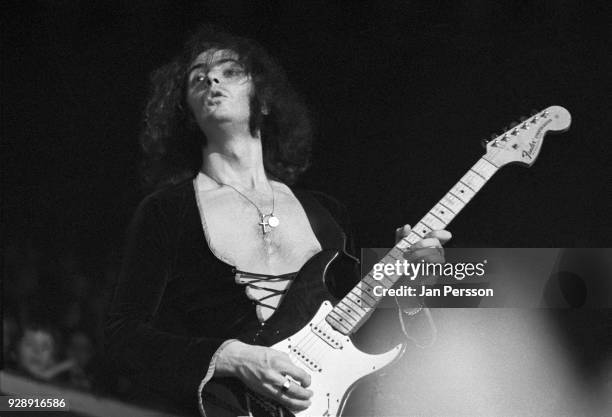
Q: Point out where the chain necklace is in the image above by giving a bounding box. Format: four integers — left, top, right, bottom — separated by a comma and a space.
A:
220, 182, 280, 235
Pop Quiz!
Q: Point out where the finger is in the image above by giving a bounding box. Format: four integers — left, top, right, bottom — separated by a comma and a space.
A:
395, 224, 411, 242
277, 393, 311, 412
280, 362, 311, 388
261, 382, 311, 412
406, 247, 445, 264
283, 380, 313, 400
411, 238, 442, 249
405, 249, 444, 264
425, 230, 452, 245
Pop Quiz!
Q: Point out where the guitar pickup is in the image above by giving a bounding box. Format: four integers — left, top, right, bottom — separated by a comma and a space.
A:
311, 323, 343, 349
289, 345, 322, 372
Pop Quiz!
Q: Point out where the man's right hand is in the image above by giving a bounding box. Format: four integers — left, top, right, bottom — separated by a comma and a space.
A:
215, 340, 313, 412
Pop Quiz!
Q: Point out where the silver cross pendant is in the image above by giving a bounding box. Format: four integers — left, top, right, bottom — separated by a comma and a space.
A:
258, 214, 271, 234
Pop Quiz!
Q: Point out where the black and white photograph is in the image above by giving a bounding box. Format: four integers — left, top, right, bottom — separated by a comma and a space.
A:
2, 1, 611, 416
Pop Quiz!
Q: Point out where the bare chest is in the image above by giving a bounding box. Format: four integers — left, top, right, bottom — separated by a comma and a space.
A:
195, 185, 322, 276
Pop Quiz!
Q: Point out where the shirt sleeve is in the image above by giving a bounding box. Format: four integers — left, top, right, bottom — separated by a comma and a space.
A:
105, 195, 227, 404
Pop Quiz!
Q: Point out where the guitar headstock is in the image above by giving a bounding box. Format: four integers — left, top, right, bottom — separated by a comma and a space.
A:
483, 106, 571, 167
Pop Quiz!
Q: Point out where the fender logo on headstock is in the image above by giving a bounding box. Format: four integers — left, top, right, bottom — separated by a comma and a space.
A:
522, 118, 552, 159
522, 139, 538, 159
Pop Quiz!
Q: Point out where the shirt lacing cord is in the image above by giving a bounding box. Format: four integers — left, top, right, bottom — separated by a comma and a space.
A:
234, 270, 298, 314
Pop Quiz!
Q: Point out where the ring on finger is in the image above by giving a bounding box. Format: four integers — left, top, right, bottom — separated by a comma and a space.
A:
280, 377, 292, 393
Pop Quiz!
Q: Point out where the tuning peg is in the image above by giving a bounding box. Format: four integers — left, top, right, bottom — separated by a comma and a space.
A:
490, 133, 497, 140
509, 121, 519, 128
530, 108, 539, 115
519, 116, 527, 122
481, 139, 489, 149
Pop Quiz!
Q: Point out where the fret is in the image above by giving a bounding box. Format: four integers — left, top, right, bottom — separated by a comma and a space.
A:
336, 301, 360, 321
431, 203, 454, 223
461, 170, 487, 191
404, 233, 421, 245
375, 273, 395, 288
450, 182, 476, 203
356, 279, 382, 301
469, 167, 487, 181
421, 212, 446, 230
388, 247, 405, 259
413, 222, 432, 237
480, 155, 500, 170
440, 193, 464, 213
362, 273, 380, 287
459, 180, 476, 193
396, 238, 411, 249
380, 252, 398, 263
426, 210, 446, 225
350, 287, 377, 305
329, 308, 357, 327
345, 293, 372, 312
384, 251, 401, 263
326, 312, 351, 334
472, 158, 497, 179
328, 154, 503, 335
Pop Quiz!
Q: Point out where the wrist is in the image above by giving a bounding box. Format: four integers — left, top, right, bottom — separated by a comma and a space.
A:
214, 340, 247, 377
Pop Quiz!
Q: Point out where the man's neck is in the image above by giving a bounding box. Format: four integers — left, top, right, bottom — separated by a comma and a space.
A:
201, 127, 270, 190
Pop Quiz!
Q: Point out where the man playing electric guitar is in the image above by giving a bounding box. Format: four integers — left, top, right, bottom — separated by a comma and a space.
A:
106, 25, 450, 417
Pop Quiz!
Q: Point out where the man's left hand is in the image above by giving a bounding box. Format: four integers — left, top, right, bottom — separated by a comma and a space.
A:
395, 224, 451, 264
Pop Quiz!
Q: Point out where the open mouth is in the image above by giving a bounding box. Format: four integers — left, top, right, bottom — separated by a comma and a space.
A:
205, 96, 223, 106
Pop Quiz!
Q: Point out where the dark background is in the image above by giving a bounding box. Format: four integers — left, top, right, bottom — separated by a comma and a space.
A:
2, 1, 611, 414
3, 0, 611, 267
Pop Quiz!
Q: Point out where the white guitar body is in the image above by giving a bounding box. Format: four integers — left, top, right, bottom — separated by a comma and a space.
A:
269, 301, 403, 417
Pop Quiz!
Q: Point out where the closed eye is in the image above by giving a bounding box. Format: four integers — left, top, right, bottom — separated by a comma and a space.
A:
223, 67, 245, 78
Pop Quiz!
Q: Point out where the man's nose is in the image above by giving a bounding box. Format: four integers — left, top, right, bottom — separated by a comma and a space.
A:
205, 73, 220, 87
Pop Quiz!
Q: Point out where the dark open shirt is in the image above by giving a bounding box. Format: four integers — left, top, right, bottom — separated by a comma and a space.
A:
105, 179, 357, 413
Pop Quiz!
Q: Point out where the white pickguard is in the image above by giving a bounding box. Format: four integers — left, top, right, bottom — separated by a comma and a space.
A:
265, 301, 403, 417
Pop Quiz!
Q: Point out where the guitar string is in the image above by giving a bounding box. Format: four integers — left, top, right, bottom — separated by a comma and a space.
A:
290, 138, 520, 376
292, 159, 497, 363
311, 320, 334, 362
253, 120, 536, 414
246, 142, 514, 413
293, 299, 371, 365
292, 315, 329, 367
294, 315, 344, 366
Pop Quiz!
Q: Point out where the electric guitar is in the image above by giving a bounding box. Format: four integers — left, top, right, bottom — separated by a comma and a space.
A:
200, 106, 572, 416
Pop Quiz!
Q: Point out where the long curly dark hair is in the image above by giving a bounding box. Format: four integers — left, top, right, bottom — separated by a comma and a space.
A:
140, 24, 314, 189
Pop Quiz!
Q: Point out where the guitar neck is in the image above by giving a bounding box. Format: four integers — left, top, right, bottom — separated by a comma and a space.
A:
326, 156, 500, 335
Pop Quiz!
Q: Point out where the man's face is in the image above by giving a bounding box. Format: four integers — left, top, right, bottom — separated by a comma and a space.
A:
186, 49, 253, 131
